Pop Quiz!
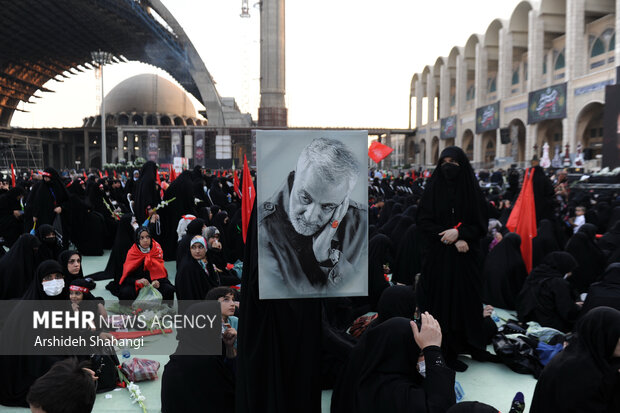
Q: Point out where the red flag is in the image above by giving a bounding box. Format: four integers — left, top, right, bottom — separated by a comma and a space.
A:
113, 170, 117, 178
233, 170, 240, 197
170, 167, 177, 182
105, 170, 109, 177
10, 164, 15, 187
368, 141, 393, 163
506, 168, 538, 273
241, 155, 255, 243
83, 171, 87, 179
156, 171, 164, 198
98, 171, 103, 179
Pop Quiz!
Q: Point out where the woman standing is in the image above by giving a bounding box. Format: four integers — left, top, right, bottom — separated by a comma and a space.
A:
416, 146, 490, 371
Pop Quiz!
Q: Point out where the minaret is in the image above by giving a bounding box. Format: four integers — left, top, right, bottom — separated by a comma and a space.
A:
258, 0, 287, 126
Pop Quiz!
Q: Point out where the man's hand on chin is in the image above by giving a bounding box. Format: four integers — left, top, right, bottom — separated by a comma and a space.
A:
312, 197, 349, 262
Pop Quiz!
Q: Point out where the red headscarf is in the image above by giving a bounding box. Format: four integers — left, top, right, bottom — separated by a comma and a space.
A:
119, 239, 167, 285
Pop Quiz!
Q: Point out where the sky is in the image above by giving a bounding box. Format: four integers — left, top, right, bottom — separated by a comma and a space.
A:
11, 0, 525, 130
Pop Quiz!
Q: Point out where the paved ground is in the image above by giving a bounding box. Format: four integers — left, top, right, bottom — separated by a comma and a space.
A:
0, 251, 537, 413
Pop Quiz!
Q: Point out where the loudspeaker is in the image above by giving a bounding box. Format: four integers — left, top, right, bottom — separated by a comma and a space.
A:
500, 128, 510, 144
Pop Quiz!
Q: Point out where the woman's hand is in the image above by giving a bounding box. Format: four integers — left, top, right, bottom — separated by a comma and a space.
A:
455, 240, 469, 253
151, 280, 160, 289
411, 312, 442, 349
439, 228, 458, 244
137, 278, 150, 287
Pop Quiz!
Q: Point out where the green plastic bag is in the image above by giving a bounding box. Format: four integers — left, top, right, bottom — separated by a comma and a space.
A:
132, 284, 162, 309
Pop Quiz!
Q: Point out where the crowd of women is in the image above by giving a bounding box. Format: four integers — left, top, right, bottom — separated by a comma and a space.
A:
0, 148, 617, 412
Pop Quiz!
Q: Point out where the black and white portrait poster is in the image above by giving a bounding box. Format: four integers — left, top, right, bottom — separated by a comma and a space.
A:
257, 130, 368, 299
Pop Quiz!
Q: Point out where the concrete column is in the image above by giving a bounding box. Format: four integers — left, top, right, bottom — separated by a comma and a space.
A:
83, 129, 89, 169
117, 127, 124, 163
616, 0, 620, 66
58, 131, 64, 169
427, 72, 436, 124
47, 143, 54, 168
473, 133, 483, 164
528, 10, 544, 91
525, 124, 537, 162
456, 54, 466, 113
475, 43, 487, 107
566, 0, 586, 80
258, 0, 287, 126
546, 52, 554, 84
71, 137, 76, 167
440, 64, 450, 119
415, 79, 423, 128
562, 116, 577, 156
498, 28, 513, 101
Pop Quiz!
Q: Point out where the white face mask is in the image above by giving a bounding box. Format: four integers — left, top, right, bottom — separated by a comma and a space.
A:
43, 279, 65, 296
417, 361, 426, 378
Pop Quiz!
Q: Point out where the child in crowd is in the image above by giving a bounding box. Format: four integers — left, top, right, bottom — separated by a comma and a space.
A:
571, 206, 586, 234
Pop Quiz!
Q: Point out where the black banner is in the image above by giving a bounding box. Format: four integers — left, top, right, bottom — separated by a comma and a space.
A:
528, 83, 567, 124
602, 84, 620, 169
440, 116, 457, 139
476, 102, 500, 134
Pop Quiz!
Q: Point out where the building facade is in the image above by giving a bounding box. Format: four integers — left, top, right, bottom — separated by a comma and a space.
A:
409, 0, 619, 169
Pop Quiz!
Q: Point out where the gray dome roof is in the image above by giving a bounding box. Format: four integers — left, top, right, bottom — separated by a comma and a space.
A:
104, 74, 197, 118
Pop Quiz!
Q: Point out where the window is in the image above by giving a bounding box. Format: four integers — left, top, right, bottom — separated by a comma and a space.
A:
543, 59, 547, 75
512, 69, 519, 85
609, 33, 615, 52
591, 38, 605, 58
466, 85, 475, 101
554, 52, 565, 70
488, 77, 496, 93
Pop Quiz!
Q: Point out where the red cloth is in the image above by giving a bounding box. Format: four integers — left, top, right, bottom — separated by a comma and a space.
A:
83, 171, 87, 179
170, 167, 177, 182
506, 168, 538, 273
241, 155, 255, 243
113, 170, 117, 178
368, 141, 393, 163
119, 241, 168, 285
10, 164, 15, 187
98, 170, 103, 178
104, 170, 109, 177
233, 170, 240, 197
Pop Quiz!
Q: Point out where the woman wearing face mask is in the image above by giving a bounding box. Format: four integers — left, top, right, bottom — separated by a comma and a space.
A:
516, 251, 582, 332
530, 307, 620, 412
34, 224, 63, 268
118, 227, 174, 303
0, 260, 72, 407
416, 146, 492, 372
331, 315, 455, 413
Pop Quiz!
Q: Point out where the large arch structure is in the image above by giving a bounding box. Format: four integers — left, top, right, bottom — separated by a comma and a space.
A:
0, 0, 226, 127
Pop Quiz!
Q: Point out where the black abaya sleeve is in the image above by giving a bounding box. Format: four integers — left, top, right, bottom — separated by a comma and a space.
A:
550, 279, 581, 325
422, 346, 456, 412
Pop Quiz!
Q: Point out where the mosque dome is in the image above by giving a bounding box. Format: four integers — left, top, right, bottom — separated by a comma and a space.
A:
105, 74, 197, 117
84, 73, 206, 127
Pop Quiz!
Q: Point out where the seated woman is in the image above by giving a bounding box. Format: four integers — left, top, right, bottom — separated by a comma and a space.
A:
117, 227, 174, 303
0, 260, 70, 406
35, 224, 63, 268
205, 287, 238, 349
331, 315, 455, 413
58, 250, 87, 287
581, 263, 620, 314
483, 232, 527, 310
161, 301, 237, 413
530, 307, 620, 412
176, 236, 224, 313
517, 251, 583, 332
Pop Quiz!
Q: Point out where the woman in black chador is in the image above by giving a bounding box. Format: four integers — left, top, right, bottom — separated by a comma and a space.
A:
416, 146, 490, 371
529, 306, 620, 413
